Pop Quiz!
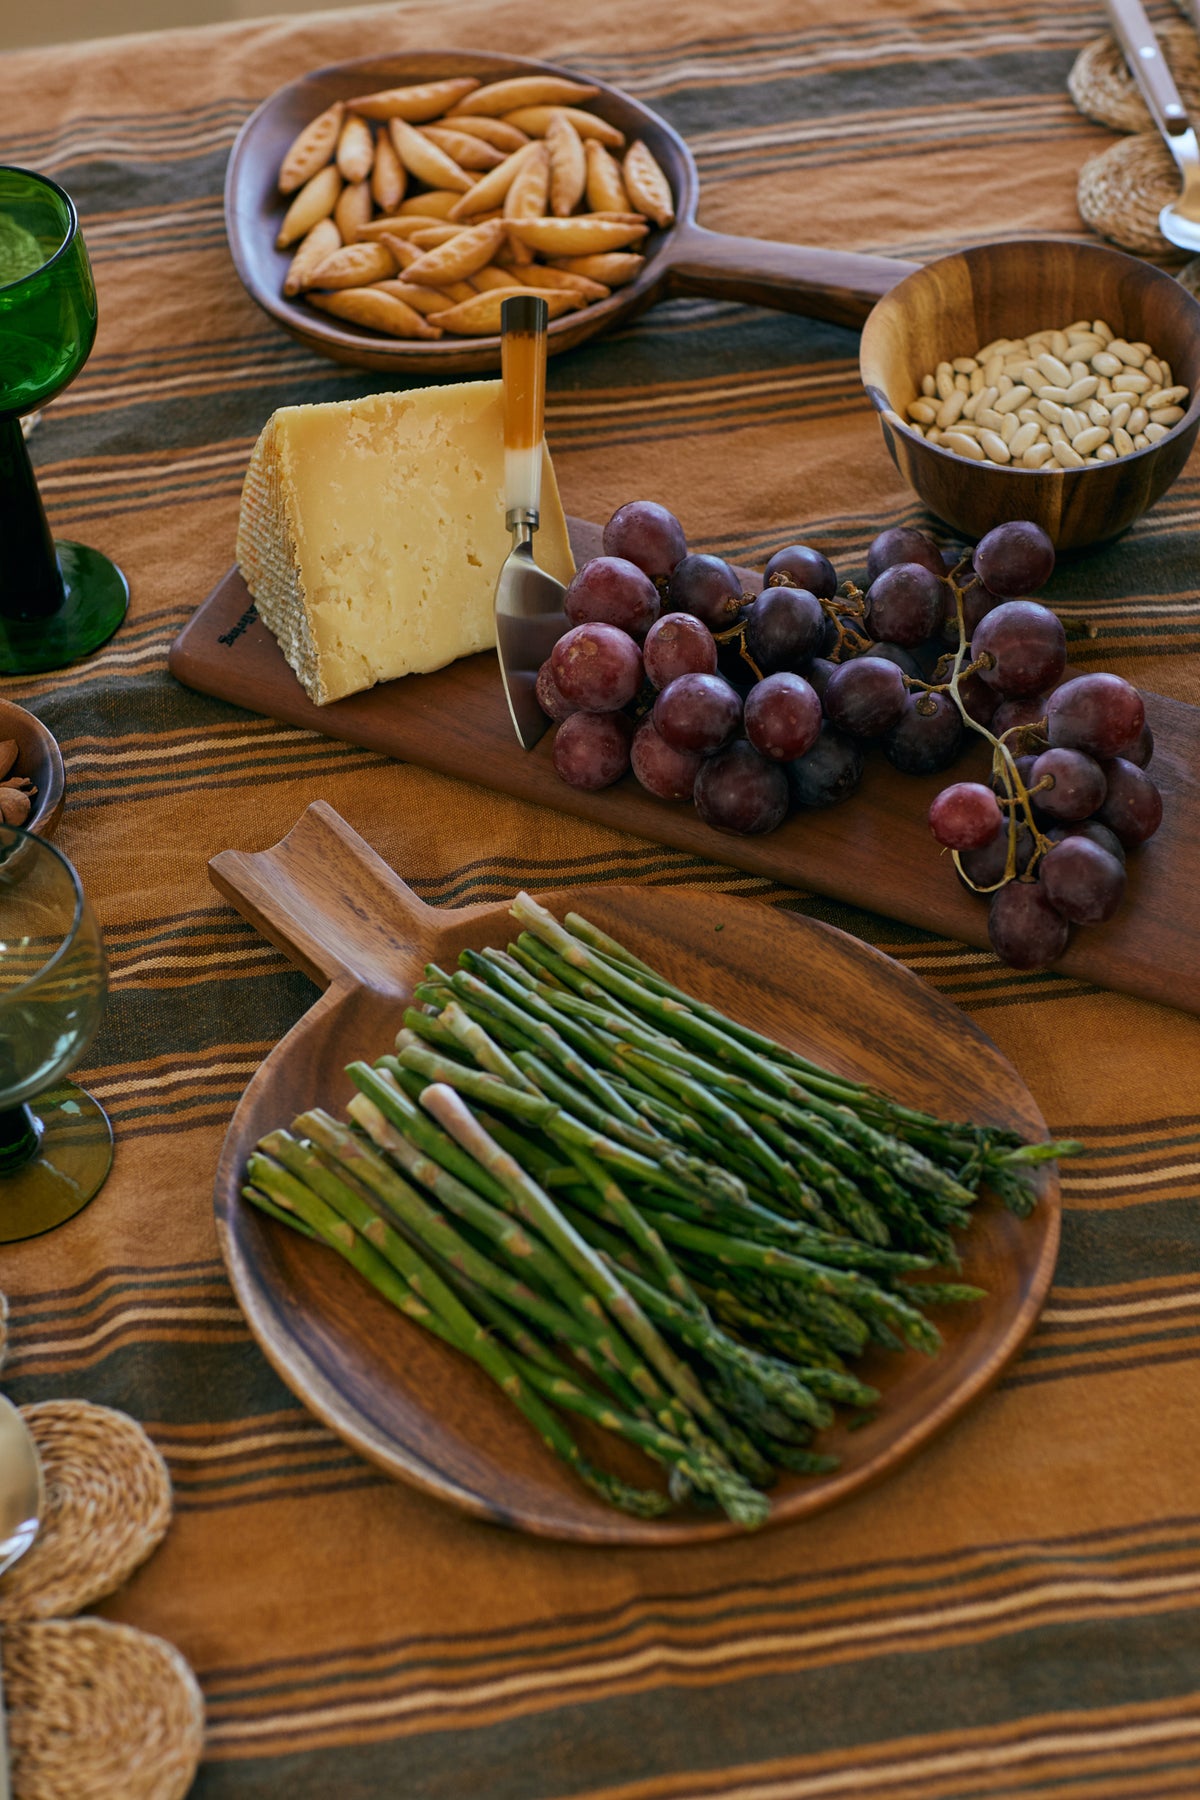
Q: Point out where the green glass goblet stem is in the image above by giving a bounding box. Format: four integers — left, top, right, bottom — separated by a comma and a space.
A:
0, 413, 61, 620
0, 827, 112, 1242
0, 165, 128, 674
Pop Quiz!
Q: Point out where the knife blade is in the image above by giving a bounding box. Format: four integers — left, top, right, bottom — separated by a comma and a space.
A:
495, 294, 566, 750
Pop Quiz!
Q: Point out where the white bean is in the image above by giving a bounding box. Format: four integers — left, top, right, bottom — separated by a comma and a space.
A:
1128, 406, 1148, 433
1113, 370, 1151, 393
1108, 340, 1146, 367
1009, 421, 1041, 457
1109, 400, 1131, 429
977, 428, 1011, 462
1069, 361, 1090, 383
953, 356, 978, 374
976, 407, 1005, 432
1022, 443, 1055, 468
1084, 399, 1111, 426
936, 389, 967, 428
994, 385, 1030, 414
1037, 385, 1071, 404
936, 361, 956, 399
1096, 443, 1117, 461
1143, 358, 1163, 386
1051, 440, 1084, 468
1113, 426, 1134, 456
942, 429, 985, 460
1036, 352, 1072, 386
1060, 407, 1086, 439
1093, 318, 1114, 343
983, 354, 1004, 386
1000, 409, 1019, 444
1037, 398, 1063, 423
909, 398, 938, 423
1064, 376, 1099, 404
1091, 351, 1122, 377
922, 374, 937, 396
1144, 422, 1169, 443
1072, 425, 1109, 455
1150, 405, 1184, 425
1133, 432, 1149, 449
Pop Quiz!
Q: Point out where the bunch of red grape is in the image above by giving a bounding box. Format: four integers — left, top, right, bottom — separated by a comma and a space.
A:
536, 502, 1162, 972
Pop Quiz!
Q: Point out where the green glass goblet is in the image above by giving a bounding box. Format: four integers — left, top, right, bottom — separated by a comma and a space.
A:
0, 165, 128, 675
0, 826, 112, 1242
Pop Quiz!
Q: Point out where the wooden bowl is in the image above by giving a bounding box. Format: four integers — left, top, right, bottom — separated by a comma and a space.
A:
225, 50, 908, 374
859, 238, 1200, 551
0, 699, 64, 838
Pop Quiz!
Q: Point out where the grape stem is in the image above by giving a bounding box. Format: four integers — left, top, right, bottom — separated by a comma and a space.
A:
923, 557, 1055, 892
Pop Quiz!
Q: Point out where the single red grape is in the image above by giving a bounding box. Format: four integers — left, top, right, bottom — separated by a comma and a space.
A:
866, 526, 944, 585
866, 640, 923, 679
694, 739, 790, 835
564, 556, 660, 638
1097, 758, 1163, 846
959, 824, 1034, 890
866, 562, 943, 646
940, 579, 1002, 643
744, 672, 823, 761
552, 711, 634, 790
630, 716, 702, 800
551, 622, 643, 711
1126, 722, 1154, 768
1049, 819, 1126, 864
653, 672, 742, 753
988, 878, 1070, 970
643, 612, 718, 689
1045, 672, 1146, 761
603, 500, 687, 580
668, 554, 745, 631
991, 694, 1052, 748
806, 657, 838, 701
1040, 838, 1126, 925
929, 781, 1003, 850
1028, 748, 1107, 822
763, 543, 838, 599
972, 600, 1066, 697
823, 656, 908, 737
787, 722, 865, 808
883, 691, 963, 774
743, 586, 826, 672
972, 520, 1056, 596
536, 659, 580, 722
957, 668, 999, 726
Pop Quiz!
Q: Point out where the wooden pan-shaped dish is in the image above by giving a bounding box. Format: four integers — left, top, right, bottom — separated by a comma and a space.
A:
225, 49, 914, 373
210, 802, 1060, 1544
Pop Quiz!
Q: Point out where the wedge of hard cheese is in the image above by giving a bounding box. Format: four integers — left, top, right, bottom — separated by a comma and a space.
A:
236, 380, 575, 706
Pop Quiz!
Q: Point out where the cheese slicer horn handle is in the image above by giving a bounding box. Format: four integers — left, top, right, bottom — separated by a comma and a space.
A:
502, 294, 548, 536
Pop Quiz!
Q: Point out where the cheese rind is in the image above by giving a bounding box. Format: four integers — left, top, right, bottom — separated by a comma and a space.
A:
236, 380, 575, 705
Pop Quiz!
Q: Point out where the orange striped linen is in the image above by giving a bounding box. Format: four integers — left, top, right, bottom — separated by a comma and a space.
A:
2, 1, 1200, 1796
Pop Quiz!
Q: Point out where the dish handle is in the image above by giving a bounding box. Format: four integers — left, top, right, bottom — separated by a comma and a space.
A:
660, 222, 919, 329
208, 800, 469, 996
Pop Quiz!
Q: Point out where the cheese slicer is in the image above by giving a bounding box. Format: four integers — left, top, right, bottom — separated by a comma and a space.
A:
494, 295, 568, 751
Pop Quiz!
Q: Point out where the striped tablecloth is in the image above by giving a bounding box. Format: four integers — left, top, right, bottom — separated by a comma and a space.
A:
3, 1, 1200, 1794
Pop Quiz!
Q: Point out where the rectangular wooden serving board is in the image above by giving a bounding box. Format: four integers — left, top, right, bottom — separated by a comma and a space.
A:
169, 518, 1200, 1016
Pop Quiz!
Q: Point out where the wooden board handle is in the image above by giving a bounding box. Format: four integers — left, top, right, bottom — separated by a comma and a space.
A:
208, 800, 454, 995
661, 222, 919, 328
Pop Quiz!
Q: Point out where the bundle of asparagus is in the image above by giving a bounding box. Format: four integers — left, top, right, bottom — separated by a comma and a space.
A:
243, 894, 1078, 1526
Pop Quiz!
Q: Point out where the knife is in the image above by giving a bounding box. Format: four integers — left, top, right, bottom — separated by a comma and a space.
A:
495, 294, 567, 750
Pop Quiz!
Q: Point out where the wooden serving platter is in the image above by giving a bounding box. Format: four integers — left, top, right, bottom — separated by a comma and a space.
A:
210, 801, 1060, 1544
172, 519, 1200, 1015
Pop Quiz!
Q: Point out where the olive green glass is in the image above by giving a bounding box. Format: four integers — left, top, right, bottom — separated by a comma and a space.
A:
0, 827, 112, 1241
0, 166, 128, 675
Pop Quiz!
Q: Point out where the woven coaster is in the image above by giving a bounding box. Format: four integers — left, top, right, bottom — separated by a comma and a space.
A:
1069, 27, 1200, 134
1078, 132, 1179, 254
3, 1616, 204, 1800
0, 1402, 172, 1621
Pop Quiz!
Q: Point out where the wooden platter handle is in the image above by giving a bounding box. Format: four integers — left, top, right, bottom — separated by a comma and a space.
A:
208, 800, 479, 995
660, 222, 920, 329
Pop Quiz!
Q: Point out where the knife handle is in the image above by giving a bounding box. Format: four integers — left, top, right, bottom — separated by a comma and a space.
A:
502, 294, 548, 531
